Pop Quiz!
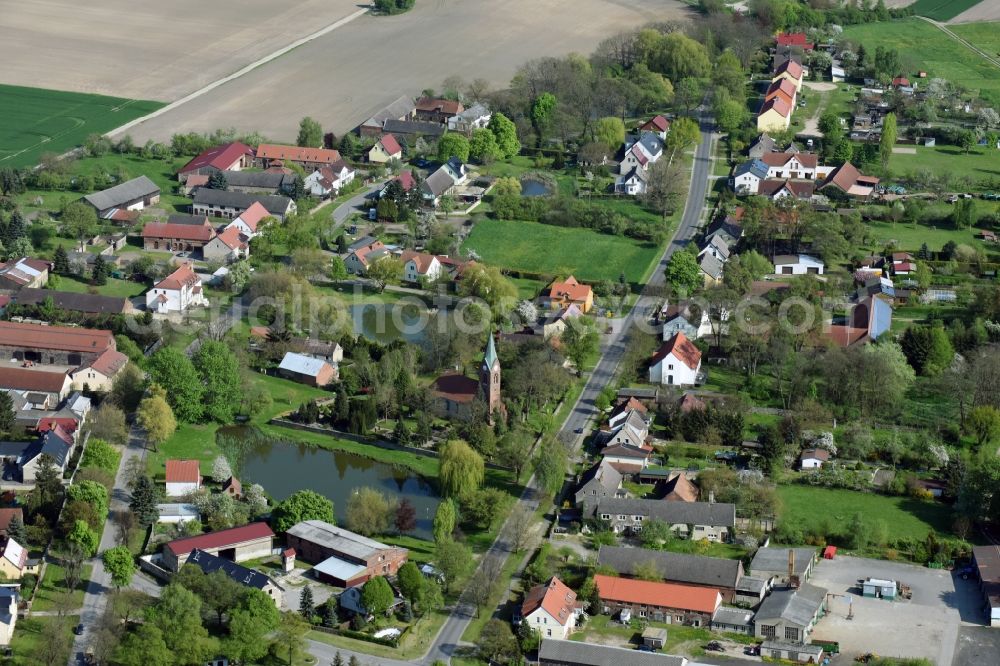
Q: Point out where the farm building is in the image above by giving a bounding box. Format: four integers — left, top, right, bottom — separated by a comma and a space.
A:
162, 522, 274, 572
285, 520, 408, 587
750, 547, 816, 586
192, 189, 295, 221
277, 352, 338, 387
184, 548, 281, 607
82, 176, 160, 217
177, 142, 255, 181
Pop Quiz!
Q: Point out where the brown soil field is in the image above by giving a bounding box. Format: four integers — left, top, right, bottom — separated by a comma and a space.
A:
951, 3, 1000, 23
0, 0, 362, 100
117, 0, 689, 142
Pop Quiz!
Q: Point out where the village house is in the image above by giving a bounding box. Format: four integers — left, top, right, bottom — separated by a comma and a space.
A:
538, 304, 583, 340
223, 170, 296, 195
758, 179, 815, 201
750, 547, 817, 586
595, 498, 735, 541
165, 459, 201, 497
0, 539, 28, 580
598, 409, 653, 473
225, 201, 269, 239
367, 134, 402, 163
819, 161, 879, 198
765, 77, 798, 109
184, 548, 282, 607
256, 144, 343, 170
757, 97, 792, 132
303, 161, 356, 197
421, 158, 468, 206
776, 32, 814, 51
447, 103, 492, 134
828, 295, 892, 347
142, 219, 216, 253
82, 176, 160, 217
733, 159, 768, 194
754, 583, 827, 645
414, 97, 463, 124
615, 167, 649, 195
286, 520, 408, 587
772, 58, 804, 91
574, 459, 625, 507
344, 237, 390, 275
519, 576, 579, 640
773, 254, 824, 276
358, 95, 417, 137
0, 586, 18, 646
0, 320, 116, 366
649, 332, 702, 386
162, 522, 275, 572
379, 170, 416, 199
538, 639, 688, 666
223, 476, 242, 499
202, 226, 249, 263
659, 472, 699, 502
544, 275, 593, 313
146, 263, 208, 313
0, 258, 49, 292
12, 289, 134, 316
277, 352, 338, 387
400, 250, 443, 284
639, 114, 670, 140
661, 303, 712, 341
594, 574, 721, 626
0, 429, 74, 482
0, 366, 72, 404
799, 448, 830, 469
177, 142, 255, 181
339, 584, 405, 620
597, 545, 745, 603
758, 152, 830, 181
69, 347, 129, 393
192, 189, 296, 221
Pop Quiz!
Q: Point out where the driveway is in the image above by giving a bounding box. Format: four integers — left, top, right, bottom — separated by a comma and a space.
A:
808, 555, 985, 665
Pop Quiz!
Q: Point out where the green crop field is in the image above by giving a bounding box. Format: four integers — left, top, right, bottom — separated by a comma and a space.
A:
0, 84, 162, 168
908, 0, 982, 21
776, 485, 954, 542
462, 218, 662, 284
843, 18, 1000, 106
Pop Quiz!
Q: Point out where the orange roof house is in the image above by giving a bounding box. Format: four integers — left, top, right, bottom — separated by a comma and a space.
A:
757, 97, 792, 132
765, 78, 798, 107
256, 144, 343, 168
772, 59, 804, 90
521, 576, 579, 639
546, 275, 594, 313
165, 459, 202, 497
594, 574, 722, 619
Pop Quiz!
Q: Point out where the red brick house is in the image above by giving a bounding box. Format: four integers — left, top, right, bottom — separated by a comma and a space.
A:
594, 574, 721, 626
285, 520, 408, 587
177, 142, 255, 182
142, 220, 216, 252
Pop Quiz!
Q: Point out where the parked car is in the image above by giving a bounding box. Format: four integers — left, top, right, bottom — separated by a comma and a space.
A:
705, 641, 725, 652
73, 623, 84, 635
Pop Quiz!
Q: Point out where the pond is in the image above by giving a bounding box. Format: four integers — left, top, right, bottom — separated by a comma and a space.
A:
349, 303, 430, 345
239, 434, 440, 540
520, 178, 553, 197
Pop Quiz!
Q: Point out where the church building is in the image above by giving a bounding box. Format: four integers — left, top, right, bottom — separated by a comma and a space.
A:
431, 334, 504, 422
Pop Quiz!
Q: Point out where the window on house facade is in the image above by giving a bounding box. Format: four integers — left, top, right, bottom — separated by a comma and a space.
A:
785, 627, 798, 641
762, 625, 776, 638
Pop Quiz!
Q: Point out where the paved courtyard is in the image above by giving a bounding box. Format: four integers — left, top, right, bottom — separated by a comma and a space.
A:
807, 555, 986, 665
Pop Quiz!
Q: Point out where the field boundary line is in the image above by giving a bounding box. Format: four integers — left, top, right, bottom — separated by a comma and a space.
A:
106, 7, 370, 138
916, 16, 1000, 70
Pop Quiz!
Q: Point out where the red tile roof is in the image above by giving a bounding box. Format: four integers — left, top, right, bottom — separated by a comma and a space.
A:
892, 77, 910, 87
521, 577, 577, 626
651, 332, 701, 370
0, 366, 69, 393
431, 372, 479, 403
165, 522, 275, 557
776, 32, 814, 50
395, 170, 416, 191
415, 97, 463, 115
256, 144, 342, 164
759, 179, 815, 199
155, 264, 201, 291
47, 423, 74, 444
165, 459, 201, 484
178, 142, 254, 175
84, 348, 129, 377
400, 250, 438, 275
36, 418, 79, 435
234, 201, 270, 232
801, 448, 831, 461
142, 222, 216, 242
774, 59, 804, 81
213, 226, 246, 251
612, 397, 648, 418
548, 275, 592, 303
378, 134, 402, 155
765, 78, 798, 106
759, 97, 792, 119
0, 321, 114, 354
594, 574, 720, 614
641, 115, 670, 133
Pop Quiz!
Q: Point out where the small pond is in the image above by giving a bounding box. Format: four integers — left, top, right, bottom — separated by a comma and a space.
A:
239, 434, 440, 540
520, 178, 553, 197
349, 303, 429, 345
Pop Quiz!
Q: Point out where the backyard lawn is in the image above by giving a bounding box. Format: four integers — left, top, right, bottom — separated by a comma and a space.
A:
776, 485, 954, 542
863, 216, 986, 250
55, 274, 147, 299
8, 616, 78, 666
31, 562, 92, 612
462, 218, 662, 284
888, 144, 1000, 189
843, 18, 1000, 107
570, 614, 755, 655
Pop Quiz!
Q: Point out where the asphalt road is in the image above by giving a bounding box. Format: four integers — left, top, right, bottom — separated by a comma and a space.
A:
419, 109, 716, 665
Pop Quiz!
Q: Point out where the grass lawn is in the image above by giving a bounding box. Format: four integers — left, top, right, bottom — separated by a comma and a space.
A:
460, 548, 523, 643
462, 218, 662, 285
54, 274, 147, 299
147, 423, 220, 478
248, 373, 331, 423
908, 0, 981, 21
308, 609, 448, 661
570, 614, 754, 655
8, 616, 78, 666
510, 276, 546, 300
887, 144, 1000, 190
31, 562, 92, 612
378, 534, 436, 565
0, 84, 162, 168
843, 18, 1000, 107
776, 485, 954, 541
952, 21, 1000, 56
863, 217, 984, 251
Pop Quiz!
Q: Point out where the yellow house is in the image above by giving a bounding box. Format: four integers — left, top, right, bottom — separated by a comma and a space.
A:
546, 275, 594, 313
757, 97, 792, 132
0, 539, 27, 580
772, 59, 804, 92
367, 134, 402, 163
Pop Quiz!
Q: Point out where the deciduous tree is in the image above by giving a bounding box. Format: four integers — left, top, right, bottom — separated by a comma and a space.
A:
102, 546, 136, 589
345, 486, 393, 536
148, 348, 204, 422
271, 490, 334, 532
439, 439, 484, 498
437, 132, 470, 162
136, 391, 176, 452
297, 117, 323, 148
361, 576, 394, 616
488, 113, 521, 159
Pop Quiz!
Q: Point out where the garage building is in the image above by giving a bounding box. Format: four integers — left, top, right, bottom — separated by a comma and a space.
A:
162, 522, 274, 571
973, 545, 1000, 627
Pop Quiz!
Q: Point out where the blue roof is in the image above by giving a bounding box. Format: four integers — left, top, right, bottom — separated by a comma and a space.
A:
278, 352, 331, 377
185, 548, 273, 590
735, 159, 768, 180
870, 297, 892, 340
483, 334, 498, 370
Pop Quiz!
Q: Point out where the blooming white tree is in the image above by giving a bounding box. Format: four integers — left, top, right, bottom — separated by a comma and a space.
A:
516, 300, 538, 326
211, 455, 232, 483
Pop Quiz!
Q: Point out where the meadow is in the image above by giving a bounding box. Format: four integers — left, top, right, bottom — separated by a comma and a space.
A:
462, 218, 662, 285
951, 20, 1000, 57
0, 85, 161, 168
776, 485, 954, 542
843, 18, 1000, 106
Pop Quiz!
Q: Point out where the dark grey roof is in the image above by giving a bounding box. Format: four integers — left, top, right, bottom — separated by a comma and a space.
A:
348, 236, 379, 252
382, 119, 445, 137
712, 606, 754, 627
362, 95, 416, 127
192, 189, 292, 216
755, 583, 826, 628
749, 133, 776, 155
422, 168, 455, 197
700, 253, 725, 280
750, 547, 815, 577
185, 548, 274, 590
82, 176, 159, 212
167, 213, 211, 226
761, 640, 824, 657
576, 460, 623, 497
0, 441, 31, 458
538, 639, 687, 666
596, 498, 736, 527
597, 546, 742, 589
13, 288, 130, 315
23, 432, 69, 467
736, 575, 768, 594
223, 171, 295, 190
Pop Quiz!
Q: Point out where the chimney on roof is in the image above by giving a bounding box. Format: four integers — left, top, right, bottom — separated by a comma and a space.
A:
708, 490, 715, 504
788, 549, 800, 589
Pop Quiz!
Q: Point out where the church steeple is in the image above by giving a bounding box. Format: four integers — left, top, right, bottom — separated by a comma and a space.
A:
480, 332, 501, 418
